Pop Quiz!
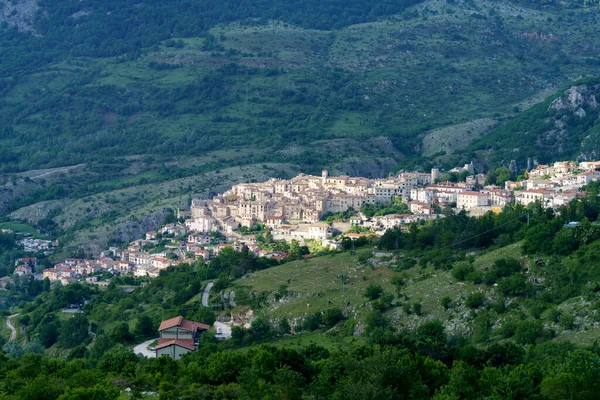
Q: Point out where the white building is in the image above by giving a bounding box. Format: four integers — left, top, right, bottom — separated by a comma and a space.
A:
457, 191, 490, 210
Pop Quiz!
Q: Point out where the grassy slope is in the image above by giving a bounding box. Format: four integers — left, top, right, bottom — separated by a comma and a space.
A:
235, 241, 600, 345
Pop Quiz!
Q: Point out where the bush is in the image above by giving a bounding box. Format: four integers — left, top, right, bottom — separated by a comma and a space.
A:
560, 314, 576, 330
451, 263, 475, 281
302, 313, 322, 332
412, 302, 423, 316
364, 284, 384, 300
465, 293, 485, 309
484, 258, 522, 284
441, 296, 452, 310
514, 319, 545, 345
498, 275, 533, 297
372, 293, 395, 311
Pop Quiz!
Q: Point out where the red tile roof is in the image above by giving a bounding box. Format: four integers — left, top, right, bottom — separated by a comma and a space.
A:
155, 339, 195, 351
158, 315, 210, 332
158, 337, 193, 346
158, 316, 183, 331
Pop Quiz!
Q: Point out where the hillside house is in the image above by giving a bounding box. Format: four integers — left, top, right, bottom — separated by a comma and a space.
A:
155, 316, 210, 359
457, 191, 490, 210
515, 189, 554, 207
13, 265, 33, 276
409, 201, 433, 215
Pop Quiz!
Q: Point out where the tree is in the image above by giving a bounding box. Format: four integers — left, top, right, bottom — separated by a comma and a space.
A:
58, 314, 89, 348
274, 365, 306, 400
134, 315, 155, 339
57, 385, 120, 400
250, 317, 271, 340
24, 340, 45, 355
39, 322, 60, 348
465, 293, 485, 309
2, 340, 24, 358
441, 296, 452, 310
279, 317, 291, 334
98, 344, 138, 375
364, 284, 383, 300
321, 308, 344, 327
111, 322, 132, 343
193, 307, 216, 326
514, 319, 544, 345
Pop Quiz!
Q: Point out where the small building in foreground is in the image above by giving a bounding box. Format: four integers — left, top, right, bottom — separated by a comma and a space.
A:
155, 316, 210, 359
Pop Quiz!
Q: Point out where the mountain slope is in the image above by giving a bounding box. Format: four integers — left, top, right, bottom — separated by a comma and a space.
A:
466, 78, 600, 169
2, 0, 600, 176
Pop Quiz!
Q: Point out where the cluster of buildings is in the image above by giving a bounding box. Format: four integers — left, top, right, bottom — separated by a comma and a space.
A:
188, 170, 436, 241
18, 238, 57, 254
506, 161, 600, 208
13, 160, 600, 287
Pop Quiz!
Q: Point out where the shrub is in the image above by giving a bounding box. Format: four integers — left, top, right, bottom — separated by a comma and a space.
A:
441, 296, 452, 310
321, 308, 344, 327
451, 262, 475, 281
364, 284, 384, 300
465, 293, 485, 309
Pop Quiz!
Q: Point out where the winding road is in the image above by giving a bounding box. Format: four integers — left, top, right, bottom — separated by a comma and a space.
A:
133, 338, 158, 358
202, 282, 214, 307
6, 313, 19, 341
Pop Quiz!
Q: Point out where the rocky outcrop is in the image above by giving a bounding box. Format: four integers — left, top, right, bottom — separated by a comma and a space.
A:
550, 84, 599, 116
0, 0, 38, 33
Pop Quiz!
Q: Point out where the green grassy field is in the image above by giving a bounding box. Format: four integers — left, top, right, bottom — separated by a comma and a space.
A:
230, 240, 600, 344
0, 222, 42, 237
239, 248, 395, 319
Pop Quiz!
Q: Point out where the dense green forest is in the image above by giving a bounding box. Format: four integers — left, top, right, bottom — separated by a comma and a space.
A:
2, 0, 600, 177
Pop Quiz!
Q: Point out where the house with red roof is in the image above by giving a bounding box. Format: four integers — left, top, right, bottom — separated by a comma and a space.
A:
155, 316, 210, 359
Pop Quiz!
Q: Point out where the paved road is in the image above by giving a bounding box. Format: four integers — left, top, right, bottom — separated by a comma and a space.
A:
6, 313, 19, 341
133, 338, 158, 358
214, 321, 232, 340
202, 282, 214, 307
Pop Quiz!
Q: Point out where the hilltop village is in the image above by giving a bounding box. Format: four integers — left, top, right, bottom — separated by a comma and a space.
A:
5, 160, 600, 287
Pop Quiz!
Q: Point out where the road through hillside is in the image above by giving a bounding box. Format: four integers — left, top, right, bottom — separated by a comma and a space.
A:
202, 282, 214, 307
133, 338, 157, 358
6, 313, 19, 341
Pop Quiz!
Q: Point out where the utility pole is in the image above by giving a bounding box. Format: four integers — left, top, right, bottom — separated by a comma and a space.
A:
527, 213, 530, 226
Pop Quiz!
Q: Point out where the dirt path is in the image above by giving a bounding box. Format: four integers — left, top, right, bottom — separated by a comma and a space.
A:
6, 313, 19, 341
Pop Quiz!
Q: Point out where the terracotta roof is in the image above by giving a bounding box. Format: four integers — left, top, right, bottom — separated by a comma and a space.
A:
155, 339, 195, 351
158, 316, 183, 331
180, 319, 210, 331
158, 316, 210, 332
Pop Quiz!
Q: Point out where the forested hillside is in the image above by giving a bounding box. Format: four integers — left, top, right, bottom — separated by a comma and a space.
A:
2, 0, 600, 175
465, 78, 600, 169
1, 0, 600, 267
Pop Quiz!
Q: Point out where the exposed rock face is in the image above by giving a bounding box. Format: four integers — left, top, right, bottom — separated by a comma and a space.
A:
332, 157, 399, 178
541, 83, 600, 162
277, 136, 404, 178
0, 0, 39, 33
550, 85, 599, 114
